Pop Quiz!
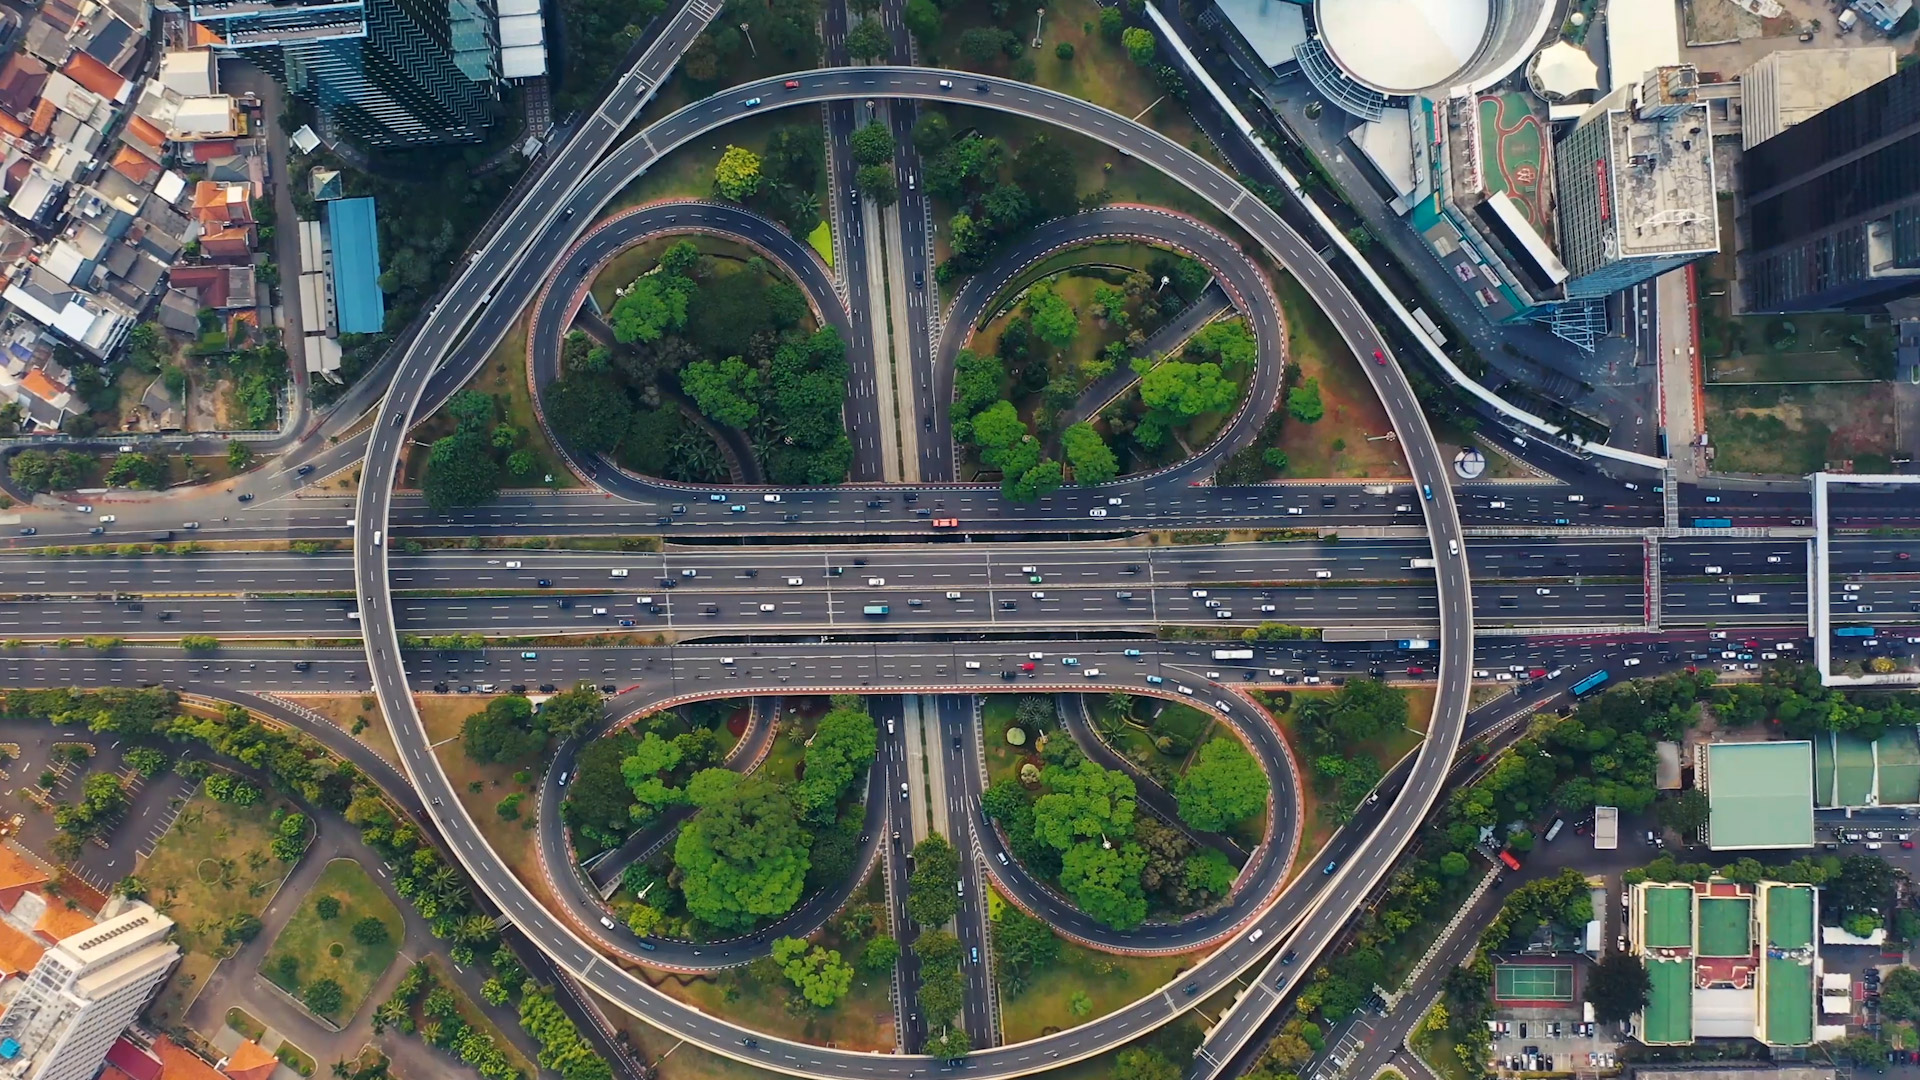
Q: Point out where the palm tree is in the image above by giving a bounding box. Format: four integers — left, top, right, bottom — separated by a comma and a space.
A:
455, 915, 496, 945
1104, 692, 1136, 725
790, 190, 820, 223
427, 865, 462, 902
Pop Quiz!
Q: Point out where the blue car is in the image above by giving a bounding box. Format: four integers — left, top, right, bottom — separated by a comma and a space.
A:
1322, 860, 1339, 875
1422, 484, 1433, 501
730, 504, 746, 513
708, 493, 727, 502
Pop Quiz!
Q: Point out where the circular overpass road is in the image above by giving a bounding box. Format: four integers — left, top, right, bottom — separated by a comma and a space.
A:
353, 67, 1473, 1077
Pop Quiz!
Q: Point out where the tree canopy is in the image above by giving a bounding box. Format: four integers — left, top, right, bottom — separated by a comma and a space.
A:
1175, 739, 1267, 831
673, 772, 811, 930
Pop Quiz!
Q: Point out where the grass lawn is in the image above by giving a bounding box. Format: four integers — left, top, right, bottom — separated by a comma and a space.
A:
299, 694, 401, 772
1270, 271, 1401, 479
995, 885, 1202, 1043
1411, 999, 1473, 1080
139, 794, 296, 958
982, 695, 1032, 789
261, 859, 404, 1024
1261, 684, 1433, 881
226, 1005, 267, 1041
976, 241, 1168, 324
420, 695, 549, 906
645, 925, 896, 1050
606, 108, 822, 216
276, 1041, 318, 1077
1702, 382, 1896, 475
757, 707, 816, 785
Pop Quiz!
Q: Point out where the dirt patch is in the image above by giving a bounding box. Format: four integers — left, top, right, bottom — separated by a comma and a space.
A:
1704, 383, 1895, 474
1270, 271, 1401, 478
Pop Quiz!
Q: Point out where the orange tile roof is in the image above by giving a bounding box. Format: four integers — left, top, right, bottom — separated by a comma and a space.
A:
33, 902, 93, 943
19, 370, 64, 404
60, 51, 126, 101
0, 112, 26, 139
125, 114, 165, 153
188, 24, 224, 47
220, 1040, 276, 1080
111, 145, 159, 185
153, 1039, 227, 1080
29, 98, 55, 135
0, 918, 45, 976
99, 1067, 138, 1080
0, 847, 49, 897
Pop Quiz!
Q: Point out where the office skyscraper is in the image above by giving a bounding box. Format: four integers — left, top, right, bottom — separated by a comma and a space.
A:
0, 903, 179, 1080
1553, 65, 1720, 299
1740, 61, 1920, 312
191, 0, 501, 147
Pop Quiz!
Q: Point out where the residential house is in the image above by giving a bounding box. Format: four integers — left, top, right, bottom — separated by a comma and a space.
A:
218, 1041, 277, 1080
190, 180, 254, 260
0, 54, 49, 120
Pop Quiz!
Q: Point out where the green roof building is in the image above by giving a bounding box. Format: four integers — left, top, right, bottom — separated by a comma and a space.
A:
1701, 741, 1816, 850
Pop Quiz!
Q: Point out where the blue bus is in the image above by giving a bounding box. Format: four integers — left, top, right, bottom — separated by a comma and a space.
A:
863, 604, 890, 616
1693, 518, 1733, 529
1835, 626, 1876, 638
1570, 670, 1610, 697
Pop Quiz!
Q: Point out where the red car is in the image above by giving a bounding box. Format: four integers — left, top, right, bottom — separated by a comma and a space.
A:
784, 79, 801, 89
1905, 841, 1915, 850
1900, 552, 1912, 561
1020, 661, 1036, 672
1372, 350, 1386, 364
1406, 666, 1425, 676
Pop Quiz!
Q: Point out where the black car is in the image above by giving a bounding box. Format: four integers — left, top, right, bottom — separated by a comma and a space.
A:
538, 684, 557, 693
600, 684, 617, 693
293, 661, 312, 671
536, 579, 551, 587
1002, 670, 1017, 679
16, 527, 32, 536
784, 512, 800, 522
1281, 949, 1297, 965
952, 736, 962, 751
296, 464, 314, 475
866, 499, 885, 508
509, 684, 527, 693
124, 603, 143, 612
557, 598, 573, 609
237, 492, 253, 502
433, 682, 450, 692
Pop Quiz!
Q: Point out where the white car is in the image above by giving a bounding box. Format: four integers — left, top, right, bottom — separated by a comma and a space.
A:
75, 505, 92, 513
1260, 604, 1277, 612
1020, 565, 1038, 574
1191, 589, 1208, 598
868, 577, 885, 586
1028, 652, 1045, 660
100, 515, 115, 524
1761, 651, 1779, 660
1107, 497, 1123, 505
1710, 631, 1727, 640
758, 603, 775, 612
1474, 669, 1490, 678
1031, 591, 1046, 599
1494, 672, 1514, 682
786, 577, 803, 586
1766, 555, 1783, 564
1089, 508, 1108, 518
1535, 587, 1552, 595
1215, 610, 1233, 619
762, 493, 781, 502
1286, 506, 1303, 515
945, 591, 962, 599
1623, 658, 1642, 667
1705, 565, 1723, 574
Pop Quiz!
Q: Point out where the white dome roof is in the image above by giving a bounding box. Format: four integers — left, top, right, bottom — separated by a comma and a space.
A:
1315, 0, 1493, 93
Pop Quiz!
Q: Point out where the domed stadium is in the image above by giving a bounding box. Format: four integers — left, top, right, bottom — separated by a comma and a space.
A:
1295, 0, 1559, 118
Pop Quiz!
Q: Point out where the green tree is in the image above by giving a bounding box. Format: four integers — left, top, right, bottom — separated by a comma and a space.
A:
856, 164, 898, 207
607, 270, 693, 344
1055, 41, 1074, 59
1585, 951, 1651, 1024
846, 17, 890, 60
1288, 376, 1325, 423
794, 705, 879, 823
1061, 423, 1119, 486
714, 145, 763, 200
226, 442, 251, 470
772, 936, 856, 1007
912, 110, 951, 155
1140, 360, 1237, 418
423, 427, 499, 510
1033, 760, 1137, 850
1099, 6, 1124, 39
1175, 739, 1267, 831
304, 978, 344, 1015
673, 772, 811, 930
906, 833, 961, 926
1060, 841, 1148, 930
1025, 283, 1079, 350
1439, 851, 1470, 876
903, 0, 941, 45
539, 684, 604, 740
1114, 1047, 1179, 1080
545, 375, 633, 455
680, 356, 762, 428
621, 732, 685, 823
850, 119, 895, 166
860, 935, 900, 973
1121, 26, 1156, 65
9, 449, 90, 492
1880, 966, 1920, 1021
352, 917, 390, 946
462, 695, 544, 763
316, 896, 341, 920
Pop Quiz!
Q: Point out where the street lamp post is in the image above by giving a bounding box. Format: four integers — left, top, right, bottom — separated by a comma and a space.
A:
740, 22, 756, 56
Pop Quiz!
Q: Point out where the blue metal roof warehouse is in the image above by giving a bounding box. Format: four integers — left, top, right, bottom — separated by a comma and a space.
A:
327, 197, 384, 334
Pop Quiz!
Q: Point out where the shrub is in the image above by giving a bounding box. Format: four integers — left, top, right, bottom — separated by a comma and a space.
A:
316, 896, 341, 920
351, 917, 390, 946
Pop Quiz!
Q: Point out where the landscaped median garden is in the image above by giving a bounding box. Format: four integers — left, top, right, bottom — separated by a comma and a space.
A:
980, 694, 1266, 930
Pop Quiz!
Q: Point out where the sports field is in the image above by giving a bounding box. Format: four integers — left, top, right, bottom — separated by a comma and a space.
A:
1645, 958, 1694, 1044
1835, 732, 1876, 807
1495, 963, 1574, 1002
1764, 956, 1814, 1046
1879, 728, 1920, 806
1766, 884, 1814, 950
1477, 92, 1549, 232
1698, 897, 1751, 957
1643, 886, 1693, 949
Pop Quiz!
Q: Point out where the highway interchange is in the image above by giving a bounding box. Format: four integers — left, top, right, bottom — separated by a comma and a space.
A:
6, 8, 1920, 1080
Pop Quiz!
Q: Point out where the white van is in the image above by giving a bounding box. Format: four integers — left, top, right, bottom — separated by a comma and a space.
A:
506, 560, 522, 569
372, 531, 383, 547
868, 577, 886, 586
611, 568, 629, 578
591, 607, 609, 615
786, 577, 804, 586
964, 661, 981, 670
720, 657, 736, 665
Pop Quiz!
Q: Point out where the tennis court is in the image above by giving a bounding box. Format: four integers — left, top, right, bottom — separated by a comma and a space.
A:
1495, 963, 1574, 1002
1643, 886, 1693, 949
1835, 732, 1877, 807
1644, 959, 1694, 1044
1698, 897, 1752, 957
1880, 728, 1920, 806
